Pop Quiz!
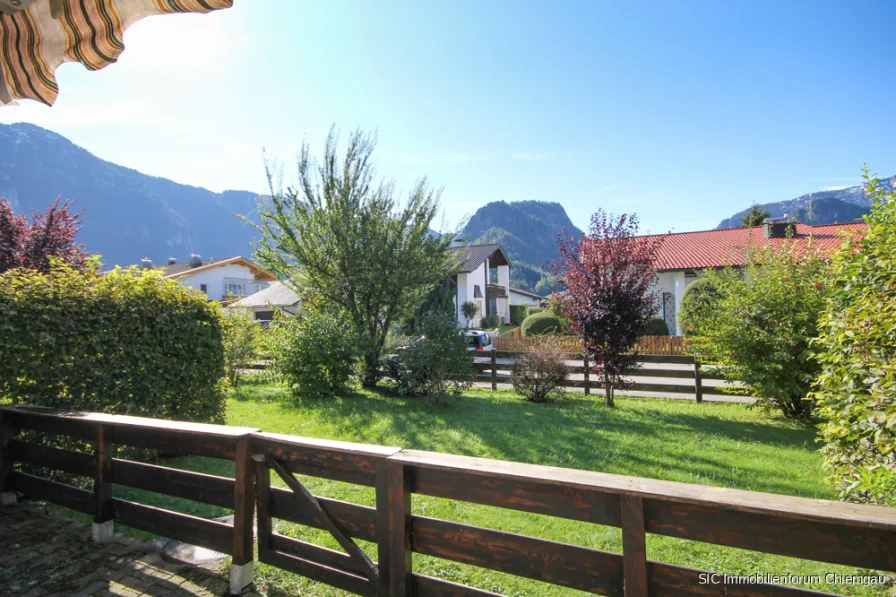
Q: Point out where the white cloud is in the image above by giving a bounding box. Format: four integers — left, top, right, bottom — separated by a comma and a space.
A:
823, 185, 849, 191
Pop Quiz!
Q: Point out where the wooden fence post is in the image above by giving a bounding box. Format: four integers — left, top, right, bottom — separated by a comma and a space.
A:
254, 453, 271, 562
621, 495, 648, 597
0, 412, 14, 506
231, 436, 255, 594
491, 350, 498, 391
92, 424, 113, 541
583, 354, 590, 396
693, 357, 703, 403
376, 458, 411, 597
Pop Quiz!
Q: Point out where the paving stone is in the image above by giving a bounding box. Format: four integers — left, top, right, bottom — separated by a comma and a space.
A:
73, 580, 110, 596
0, 503, 233, 597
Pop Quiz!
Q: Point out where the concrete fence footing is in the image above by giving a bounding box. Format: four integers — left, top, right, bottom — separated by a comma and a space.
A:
229, 562, 254, 595
91, 520, 114, 542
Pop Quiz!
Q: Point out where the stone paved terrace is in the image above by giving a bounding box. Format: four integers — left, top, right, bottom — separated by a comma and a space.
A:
0, 502, 252, 597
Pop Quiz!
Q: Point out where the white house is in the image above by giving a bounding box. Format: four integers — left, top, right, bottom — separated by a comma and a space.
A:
509, 286, 545, 308
450, 244, 512, 327
644, 221, 867, 335
146, 254, 277, 303
229, 281, 301, 321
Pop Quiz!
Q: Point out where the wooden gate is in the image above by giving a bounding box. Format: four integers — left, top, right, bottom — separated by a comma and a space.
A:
251, 432, 400, 596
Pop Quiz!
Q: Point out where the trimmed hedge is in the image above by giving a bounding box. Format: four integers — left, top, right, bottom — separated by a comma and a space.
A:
521, 310, 564, 336
678, 278, 721, 336
643, 317, 669, 336
509, 304, 529, 325
0, 262, 227, 423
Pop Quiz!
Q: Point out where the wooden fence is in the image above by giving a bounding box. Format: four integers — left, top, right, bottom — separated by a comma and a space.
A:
496, 333, 691, 356
2, 405, 894, 597
472, 351, 732, 402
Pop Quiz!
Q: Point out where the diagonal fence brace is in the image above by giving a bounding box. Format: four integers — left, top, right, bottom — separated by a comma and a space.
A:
266, 453, 379, 582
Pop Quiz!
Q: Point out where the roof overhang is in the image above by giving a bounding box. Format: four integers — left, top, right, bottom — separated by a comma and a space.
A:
164, 256, 277, 281
509, 286, 545, 300
487, 246, 511, 268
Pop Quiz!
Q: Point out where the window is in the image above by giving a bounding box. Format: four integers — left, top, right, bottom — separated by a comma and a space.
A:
225, 282, 246, 296
200, 284, 207, 293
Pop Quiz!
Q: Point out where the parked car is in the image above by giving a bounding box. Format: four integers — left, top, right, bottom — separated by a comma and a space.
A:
464, 329, 493, 351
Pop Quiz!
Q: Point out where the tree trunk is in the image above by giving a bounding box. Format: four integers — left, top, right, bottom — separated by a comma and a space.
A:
604, 372, 615, 407
362, 353, 379, 388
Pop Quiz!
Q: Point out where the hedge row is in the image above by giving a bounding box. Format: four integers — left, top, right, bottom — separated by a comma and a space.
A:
0, 262, 226, 423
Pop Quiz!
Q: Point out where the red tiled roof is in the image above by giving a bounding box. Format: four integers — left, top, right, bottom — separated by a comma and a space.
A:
645, 223, 867, 271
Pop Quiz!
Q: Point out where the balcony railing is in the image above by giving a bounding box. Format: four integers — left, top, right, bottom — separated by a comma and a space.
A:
223, 278, 269, 298
1, 405, 894, 596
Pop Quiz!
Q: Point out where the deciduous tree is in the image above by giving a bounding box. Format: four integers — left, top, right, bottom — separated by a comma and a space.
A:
554, 210, 663, 407
0, 197, 89, 273
249, 128, 457, 387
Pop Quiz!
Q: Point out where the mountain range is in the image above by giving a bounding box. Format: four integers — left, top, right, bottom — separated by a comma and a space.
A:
716, 176, 895, 229
0, 123, 260, 268
2, 122, 892, 294
458, 200, 581, 293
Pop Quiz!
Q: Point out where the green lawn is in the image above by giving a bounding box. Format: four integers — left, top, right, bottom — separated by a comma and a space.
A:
110, 380, 886, 596
498, 324, 518, 335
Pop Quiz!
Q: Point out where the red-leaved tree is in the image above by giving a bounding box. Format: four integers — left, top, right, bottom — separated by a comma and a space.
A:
0, 197, 89, 273
554, 210, 664, 407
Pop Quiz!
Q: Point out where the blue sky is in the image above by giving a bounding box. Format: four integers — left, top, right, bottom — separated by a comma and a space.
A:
2, 0, 894, 234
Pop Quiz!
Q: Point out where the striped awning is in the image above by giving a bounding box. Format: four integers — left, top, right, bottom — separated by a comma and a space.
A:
0, 0, 233, 106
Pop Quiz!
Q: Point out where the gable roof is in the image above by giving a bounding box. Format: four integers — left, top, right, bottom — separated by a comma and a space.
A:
451, 244, 511, 273
644, 223, 867, 271
160, 256, 277, 281
229, 281, 300, 308
509, 286, 545, 300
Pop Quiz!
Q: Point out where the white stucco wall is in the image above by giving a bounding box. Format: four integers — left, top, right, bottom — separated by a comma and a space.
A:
175, 263, 266, 301
650, 270, 703, 335
454, 256, 512, 327
508, 290, 542, 307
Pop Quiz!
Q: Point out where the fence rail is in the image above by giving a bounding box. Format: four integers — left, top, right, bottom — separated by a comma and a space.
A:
1, 406, 894, 597
473, 350, 735, 401
495, 334, 691, 356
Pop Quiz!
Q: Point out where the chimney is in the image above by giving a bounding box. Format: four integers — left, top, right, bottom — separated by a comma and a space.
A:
167, 257, 177, 265
763, 218, 795, 239
189, 254, 202, 267
139, 258, 153, 269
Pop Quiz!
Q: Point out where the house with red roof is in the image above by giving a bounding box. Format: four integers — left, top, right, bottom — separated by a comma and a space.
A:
647, 220, 866, 335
